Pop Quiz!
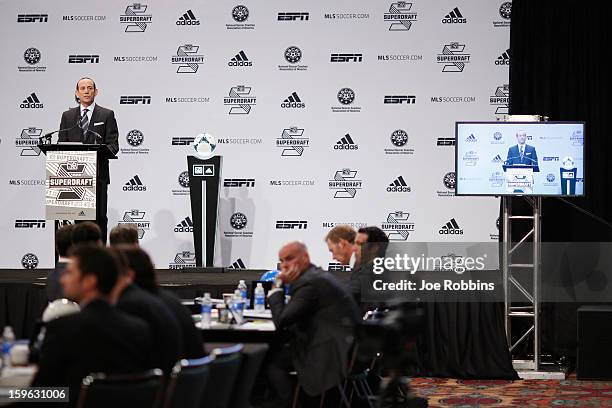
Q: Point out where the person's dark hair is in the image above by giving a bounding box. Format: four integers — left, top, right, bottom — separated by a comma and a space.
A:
75, 77, 97, 90
55, 224, 74, 257
109, 224, 139, 246
71, 222, 101, 246
114, 245, 157, 292
358, 226, 390, 260
70, 245, 119, 295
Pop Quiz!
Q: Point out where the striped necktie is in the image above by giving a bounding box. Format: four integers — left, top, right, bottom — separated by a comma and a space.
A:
80, 108, 89, 141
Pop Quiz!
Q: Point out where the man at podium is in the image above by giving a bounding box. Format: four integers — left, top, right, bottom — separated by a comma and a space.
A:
505, 130, 539, 172
58, 77, 119, 242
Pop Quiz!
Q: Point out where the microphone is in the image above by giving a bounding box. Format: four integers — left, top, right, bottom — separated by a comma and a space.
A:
39, 121, 81, 144
84, 128, 104, 145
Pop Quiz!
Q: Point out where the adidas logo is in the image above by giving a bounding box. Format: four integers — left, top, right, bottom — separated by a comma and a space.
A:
176, 9, 200, 26
123, 175, 146, 191
174, 216, 193, 232
442, 7, 466, 23
492, 154, 504, 163
439, 218, 463, 234
465, 134, 477, 142
20, 92, 43, 109
228, 258, 246, 269
280, 91, 305, 108
228, 50, 252, 67
334, 134, 358, 150
495, 49, 510, 66
387, 176, 411, 192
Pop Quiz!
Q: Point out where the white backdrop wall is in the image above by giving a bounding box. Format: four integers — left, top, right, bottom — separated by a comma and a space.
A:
0, 0, 510, 270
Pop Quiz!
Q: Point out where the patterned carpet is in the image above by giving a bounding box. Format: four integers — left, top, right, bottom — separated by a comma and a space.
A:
411, 377, 612, 407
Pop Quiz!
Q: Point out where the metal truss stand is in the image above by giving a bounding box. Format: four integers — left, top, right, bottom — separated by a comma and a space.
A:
502, 196, 565, 379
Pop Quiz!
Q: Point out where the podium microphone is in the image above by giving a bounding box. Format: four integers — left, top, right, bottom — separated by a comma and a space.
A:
84, 128, 104, 145
39, 121, 81, 144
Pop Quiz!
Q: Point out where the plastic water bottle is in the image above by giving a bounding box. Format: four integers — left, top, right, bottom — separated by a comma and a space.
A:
254, 283, 265, 312
237, 280, 248, 303
230, 289, 244, 322
2, 326, 15, 369
200, 293, 212, 328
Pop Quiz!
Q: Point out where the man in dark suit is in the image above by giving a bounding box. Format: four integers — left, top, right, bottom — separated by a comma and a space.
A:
505, 130, 539, 172
351, 226, 389, 312
266, 242, 359, 407
32, 246, 152, 407
111, 249, 184, 374
58, 77, 119, 243
116, 245, 205, 360
48, 224, 74, 301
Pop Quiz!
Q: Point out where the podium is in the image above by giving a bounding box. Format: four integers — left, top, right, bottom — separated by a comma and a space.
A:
502, 164, 535, 194
38, 143, 116, 220
187, 155, 222, 267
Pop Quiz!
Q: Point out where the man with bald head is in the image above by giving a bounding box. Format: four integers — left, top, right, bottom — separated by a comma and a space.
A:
266, 241, 359, 407
58, 77, 119, 242
505, 130, 539, 172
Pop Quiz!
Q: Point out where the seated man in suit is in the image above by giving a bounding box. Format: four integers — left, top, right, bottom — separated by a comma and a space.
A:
32, 245, 152, 406
109, 223, 139, 246
47, 224, 74, 301
71, 221, 103, 247
266, 242, 359, 407
351, 226, 389, 311
115, 245, 205, 360
325, 224, 356, 267
505, 130, 539, 172
111, 248, 183, 374
59, 77, 119, 243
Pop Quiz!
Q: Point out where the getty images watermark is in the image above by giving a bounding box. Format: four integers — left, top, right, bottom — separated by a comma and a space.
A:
359, 242, 502, 302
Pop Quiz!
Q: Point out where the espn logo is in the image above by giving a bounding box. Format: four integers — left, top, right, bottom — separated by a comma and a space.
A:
120, 96, 151, 105
277, 12, 309, 21
275, 220, 308, 229
171, 137, 193, 146
384, 95, 416, 104
15, 219, 46, 228
330, 53, 363, 63
68, 55, 100, 64
328, 262, 351, 272
224, 179, 255, 188
17, 14, 48, 23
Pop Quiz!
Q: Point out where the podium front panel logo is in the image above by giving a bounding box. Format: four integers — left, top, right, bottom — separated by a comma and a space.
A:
16, 127, 42, 156
120, 3, 152, 32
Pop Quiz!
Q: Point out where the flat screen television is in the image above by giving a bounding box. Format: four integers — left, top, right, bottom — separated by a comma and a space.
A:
455, 121, 585, 196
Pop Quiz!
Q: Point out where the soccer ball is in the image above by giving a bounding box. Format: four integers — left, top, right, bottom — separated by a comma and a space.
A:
193, 133, 217, 159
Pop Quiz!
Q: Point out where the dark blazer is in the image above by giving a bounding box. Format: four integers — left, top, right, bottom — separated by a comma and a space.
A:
47, 261, 68, 301
157, 289, 205, 359
268, 265, 359, 396
58, 104, 119, 183
506, 144, 539, 172
31, 299, 152, 406
117, 284, 183, 373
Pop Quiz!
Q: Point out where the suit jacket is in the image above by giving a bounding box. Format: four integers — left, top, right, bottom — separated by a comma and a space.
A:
157, 289, 205, 359
117, 284, 183, 373
31, 299, 152, 406
47, 261, 68, 301
506, 144, 539, 172
268, 265, 359, 396
58, 104, 119, 184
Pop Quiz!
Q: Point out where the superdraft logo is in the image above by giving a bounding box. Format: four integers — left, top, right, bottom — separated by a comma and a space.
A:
118, 210, 150, 238
47, 159, 95, 201
224, 85, 256, 114
384, 2, 417, 31
15, 127, 43, 156
329, 169, 363, 198
172, 44, 204, 73
382, 211, 415, 241
120, 3, 152, 32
